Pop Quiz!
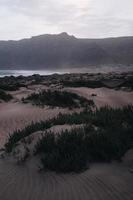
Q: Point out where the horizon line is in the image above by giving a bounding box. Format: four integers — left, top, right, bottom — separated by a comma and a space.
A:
0, 32, 133, 42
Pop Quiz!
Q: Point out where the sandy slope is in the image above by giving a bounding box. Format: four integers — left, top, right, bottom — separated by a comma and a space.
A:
0, 85, 133, 200
65, 87, 133, 107
0, 158, 132, 200
9, 85, 49, 101
0, 102, 73, 148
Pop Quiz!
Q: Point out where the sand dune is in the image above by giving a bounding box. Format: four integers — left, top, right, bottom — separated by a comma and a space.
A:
9, 85, 49, 101
0, 80, 133, 200
65, 87, 133, 107
0, 158, 132, 200
0, 102, 73, 148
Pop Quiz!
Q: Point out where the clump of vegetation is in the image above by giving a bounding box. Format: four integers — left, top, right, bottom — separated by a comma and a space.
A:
0, 75, 27, 91
22, 90, 94, 108
5, 121, 52, 153
120, 77, 133, 90
34, 121, 133, 172
5, 105, 133, 173
62, 80, 105, 88
35, 128, 88, 172
0, 83, 22, 91
0, 89, 13, 102
5, 110, 93, 153
61, 76, 133, 91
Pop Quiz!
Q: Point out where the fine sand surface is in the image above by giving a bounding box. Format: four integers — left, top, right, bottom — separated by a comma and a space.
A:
0, 102, 73, 148
0, 83, 133, 200
0, 158, 133, 200
65, 87, 133, 107
9, 85, 49, 101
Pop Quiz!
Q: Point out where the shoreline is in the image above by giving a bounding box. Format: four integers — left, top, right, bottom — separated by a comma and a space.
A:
0, 66, 133, 77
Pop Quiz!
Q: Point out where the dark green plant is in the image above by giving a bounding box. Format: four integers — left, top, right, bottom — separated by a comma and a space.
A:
62, 80, 105, 88
0, 89, 13, 102
23, 90, 94, 108
35, 128, 88, 172
35, 122, 133, 172
5, 104, 133, 172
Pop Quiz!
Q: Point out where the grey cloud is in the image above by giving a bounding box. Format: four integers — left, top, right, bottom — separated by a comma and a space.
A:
0, 0, 133, 40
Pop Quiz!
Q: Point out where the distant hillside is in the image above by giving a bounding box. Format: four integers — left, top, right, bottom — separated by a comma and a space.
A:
0, 32, 133, 69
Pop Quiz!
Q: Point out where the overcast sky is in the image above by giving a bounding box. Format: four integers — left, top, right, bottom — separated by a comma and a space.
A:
0, 0, 133, 40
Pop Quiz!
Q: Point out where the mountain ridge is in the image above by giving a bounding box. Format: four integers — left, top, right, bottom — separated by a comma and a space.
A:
0, 33, 133, 70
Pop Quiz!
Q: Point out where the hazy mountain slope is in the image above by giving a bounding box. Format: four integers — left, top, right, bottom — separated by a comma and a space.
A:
0, 33, 133, 69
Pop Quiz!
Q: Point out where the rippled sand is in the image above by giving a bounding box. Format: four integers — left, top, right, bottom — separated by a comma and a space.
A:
0, 158, 133, 200
0, 86, 133, 200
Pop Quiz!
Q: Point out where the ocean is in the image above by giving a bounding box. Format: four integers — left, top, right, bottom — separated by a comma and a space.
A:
0, 66, 133, 77
0, 70, 68, 77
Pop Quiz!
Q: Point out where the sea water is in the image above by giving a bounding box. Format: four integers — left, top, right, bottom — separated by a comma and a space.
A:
0, 70, 67, 77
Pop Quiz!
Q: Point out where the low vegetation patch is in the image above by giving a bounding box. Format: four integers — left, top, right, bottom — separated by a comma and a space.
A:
61, 75, 133, 90
0, 75, 28, 91
0, 89, 13, 102
35, 128, 88, 172
121, 77, 133, 90
62, 80, 105, 88
22, 89, 94, 108
34, 122, 133, 172
0, 83, 22, 91
5, 105, 133, 173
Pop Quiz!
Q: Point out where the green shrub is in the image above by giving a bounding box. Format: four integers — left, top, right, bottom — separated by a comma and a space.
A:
62, 80, 104, 88
35, 128, 88, 172
23, 90, 94, 108
0, 89, 13, 102
5, 105, 133, 172
35, 123, 133, 172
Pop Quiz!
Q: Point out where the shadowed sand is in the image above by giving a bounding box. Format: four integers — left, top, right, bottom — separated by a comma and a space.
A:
0, 158, 133, 200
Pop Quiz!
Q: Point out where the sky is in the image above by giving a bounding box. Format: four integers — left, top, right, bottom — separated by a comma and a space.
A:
0, 0, 133, 40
